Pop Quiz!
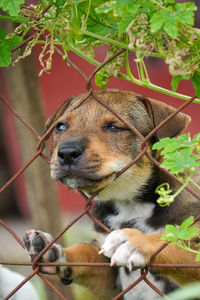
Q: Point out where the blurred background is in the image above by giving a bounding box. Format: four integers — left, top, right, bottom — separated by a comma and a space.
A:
0, 1, 199, 299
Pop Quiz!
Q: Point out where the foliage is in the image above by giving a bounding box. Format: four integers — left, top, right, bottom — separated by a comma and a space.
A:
153, 134, 200, 261
0, 0, 24, 16
153, 133, 200, 174
153, 133, 200, 206
0, 0, 200, 102
0, 27, 21, 67
161, 216, 200, 261
165, 282, 200, 300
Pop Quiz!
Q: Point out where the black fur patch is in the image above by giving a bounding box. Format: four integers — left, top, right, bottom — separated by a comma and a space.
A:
93, 201, 118, 232
61, 277, 73, 285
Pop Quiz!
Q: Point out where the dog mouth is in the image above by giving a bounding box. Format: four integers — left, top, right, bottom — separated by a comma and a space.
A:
51, 165, 115, 192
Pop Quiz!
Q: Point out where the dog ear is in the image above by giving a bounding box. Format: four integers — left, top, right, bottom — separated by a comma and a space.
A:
45, 97, 73, 132
139, 96, 191, 139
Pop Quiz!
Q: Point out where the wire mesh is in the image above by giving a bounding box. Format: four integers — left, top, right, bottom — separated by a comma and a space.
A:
0, 5, 200, 299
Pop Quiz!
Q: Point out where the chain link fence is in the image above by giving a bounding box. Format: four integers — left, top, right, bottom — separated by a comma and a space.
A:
0, 12, 200, 300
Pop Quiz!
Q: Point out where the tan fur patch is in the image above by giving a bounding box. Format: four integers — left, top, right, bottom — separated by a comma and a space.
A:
48, 89, 190, 197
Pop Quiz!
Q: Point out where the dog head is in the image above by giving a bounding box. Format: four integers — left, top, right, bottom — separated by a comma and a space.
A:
46, 89, 190, 201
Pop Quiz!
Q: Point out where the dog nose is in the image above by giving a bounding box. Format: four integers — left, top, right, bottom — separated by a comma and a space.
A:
57, 138, 85, 165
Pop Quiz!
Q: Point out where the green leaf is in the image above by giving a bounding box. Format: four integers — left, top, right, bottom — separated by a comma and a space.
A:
179, 134, 191, 143
95, 45, 123, 88
153, 133, 199, 175
193, 133, 200, 142
164, 18, 178, 39
95, 74, 109, 89
118, 16, 133, 35
192, 71, 200, 98
150, 8, 179, 38
49, 0, 67, 6
165, 224, 178, 235
0, 0, 24, 16
162, 217, 199, 244
87, 18, 116, 37
152, 134, 193, 155
95, 0, 138, 31
161, 148, 198, 174
139, 0, 156, 17
80, 3, 117, 38
48, 0, 66, 13
167, 282, 200, 300
171, 75, 180, 92
164, 0, 175, 4
171, 75, 191, 92
180, 216, 194, 230
151, 2, 196, 39
152, 137, 180, 154
0, 44, 11, 67
179, 227, 198, 240
0, 28, 11, 67
175, 2, 196, 26
95, 2, 116, 14
153, 137, 171, 150
162, 224, 178, 242
118, 6, 138, 35
150, 10, 168, 32
113, 0, 136, 17
0, 27, 22, 67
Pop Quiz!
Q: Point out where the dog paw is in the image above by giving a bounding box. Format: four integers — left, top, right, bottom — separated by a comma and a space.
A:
23, 229, 72, 283
99, 230, 147, 271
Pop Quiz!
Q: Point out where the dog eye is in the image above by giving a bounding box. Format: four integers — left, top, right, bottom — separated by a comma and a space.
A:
103, 123, 127, 132
55, 122, 68, 133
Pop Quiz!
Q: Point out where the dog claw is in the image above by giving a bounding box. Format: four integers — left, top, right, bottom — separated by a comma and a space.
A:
110, 258, 116, 267
98, 249, 105, 255
128, 262, 133, 272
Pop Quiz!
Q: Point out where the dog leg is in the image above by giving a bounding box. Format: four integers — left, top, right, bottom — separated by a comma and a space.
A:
63, 243, 119, 299
100, 228, 200, 286
23, 230, 118, 300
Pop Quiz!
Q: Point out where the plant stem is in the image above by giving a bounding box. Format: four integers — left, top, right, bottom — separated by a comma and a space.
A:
67, 41, 100, 67
176, 242, 200, 257
124, 49, 200, 104
141, 59, 150, 83
189, 178, 200, 190
172, 178, 190, 199
36, 40, 63, 45
66, 42, 200, 104
48, 31, 200, 104
81, 29, 130, 50
81, 0, 91, 30
0, 15, 30, 22
81, 29, 165, 58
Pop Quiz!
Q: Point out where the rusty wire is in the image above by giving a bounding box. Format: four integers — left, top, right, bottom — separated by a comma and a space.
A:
0, 9, 200, 300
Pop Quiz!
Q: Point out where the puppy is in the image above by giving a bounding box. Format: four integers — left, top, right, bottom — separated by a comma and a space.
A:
23, 89, 200, 299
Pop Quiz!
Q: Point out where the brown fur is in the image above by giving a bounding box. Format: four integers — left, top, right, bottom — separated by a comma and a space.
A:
46, 89, 200, 298
123, 228, 200, 285
63, 244, 118, 299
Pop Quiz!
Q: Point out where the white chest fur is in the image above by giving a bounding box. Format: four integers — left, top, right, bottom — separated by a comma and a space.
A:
93, 200, 167, 299
107, 201, 163, 234
98, 202, 166, 300
120, 267, 165, 300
